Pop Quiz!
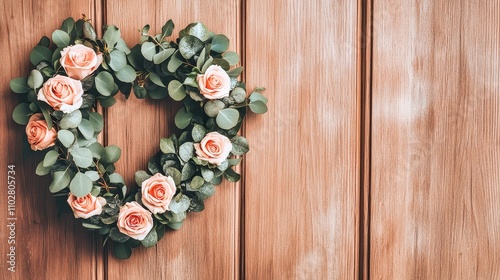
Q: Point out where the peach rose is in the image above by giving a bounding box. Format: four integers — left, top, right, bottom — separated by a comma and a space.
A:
141, 173, 177, 214
60, 44, 103, 80
194, 132, 233, 165
38, 75, 84, 113
197, 65, 231, 99
67, 193, 106, 219
25, 113, 57, 151
117, 202, 154, 240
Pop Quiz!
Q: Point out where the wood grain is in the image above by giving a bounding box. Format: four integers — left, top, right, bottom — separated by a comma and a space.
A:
104, 0, 242, 278
0, 1, 104, 279
244, 0, 360, 278
370, 0, 500, 278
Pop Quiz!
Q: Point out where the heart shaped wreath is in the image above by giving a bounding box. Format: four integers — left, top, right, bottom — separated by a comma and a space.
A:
11, 15, 267, 259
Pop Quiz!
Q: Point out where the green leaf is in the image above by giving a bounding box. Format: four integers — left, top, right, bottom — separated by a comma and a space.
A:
148, 72, 165, 87
249, 100, 268, 114
231, 135, 249, 155
133, 84, 147, 99
37, 36, 51, 48
224, 168, 241, 182
201, 168, 214, 182
59, 110, 82, 129
85, 171, 100, 181
160, 138, 176, 154
83, 21, 97, 41
115, 65, 136, 83
61, 17, 75, 35
179, 35, 204, 59
211, 34, 229, 53
223, 51, 239, 66
169, 195, 190, 213
164, 167, 181, 185
216, 108, 239, 129
12, 103, 32, 125
201, 56, 214, 73
109, 173, 125, 185
161, 19, 174, 38
249, 91, 268, 103
78, 119, 94, 140
191, 124, 207, 142
49, 170, 71, 193
113, 242, 132, 259
184, 22, 210, 41
230, 87, 247, 103
179, 142, 194, 162
10, 77, 31, 94
101, 145, 121, 164
148, 86, 168, 99
70, 172, 93, 197
227, 66, 243, 78
71, 148, 94, 168
190, 176, 204, 189
36, 161, 51, 176
43, 150, 59, 167
174, 107, 193, 129
115, 38, 130, 54
38, 102, 53, 130
196, 47, 207, 69
204, 100, 225, 117
167, 51, 183, 72
110, 227, 131, 243
89, 112, 104, 132
82, 222, 102, 229
88, 142, 104, 159
167, 80, 186, 101
99, 96, 117, 108
109, 50, 127, 71
30, 46, 52, 66
134, 170, 151, 186
153, 48, 175, 64
181, 162, 196, 181
141, 42, 156, 61
141, 228, 158, 247
52, 30, 70, 48
57, 130, 75, 148
103, 25, 121, 47
27, 70, 44, 89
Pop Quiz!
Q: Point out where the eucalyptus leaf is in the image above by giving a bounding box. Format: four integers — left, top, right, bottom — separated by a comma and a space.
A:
169, 194, 190, 213
115, 65, 136, 83
12, 103, 32, 125
59, 110, 82, 129
52, 30, 70, 47
167, 51, 183, 72
30, 46, 52, 66
224, 168, 241, 182
190, 176, 204, 189
164, 167, 181, 185
216, 108, 239, 129
153, 48, 175, 64
110, 227, 131, 243
249, 100, 268, 114
71, 147, 93, 168
201, 168, 214, 182
149, 72, 165, 87
57, 130, 75, 148
181, 162, 196, 181
135, 170, 151, 186
249, 91, 268, 103
10, 77, 31, 94
89, 112, 104, 132
27, 70, 44, 89
113, 242, 132, 259
49, 170, 71, 193
160, 138, 176, 154
109, 50, 127, 71
101, 145, 121, 164
179, 142, 194, 162
70, 172, 93, 197
179, 35, 204, 59
191, 124, 207, 142
223, 51, 239, 66
231, 136, 249, 155
230, 87, 246, 103
161, 19, 174, 38
167, 80, 186, 101
141, 228, 158, 247
85, 171, 100, 181
43, 150, 59, 167
211, 34, 229, 53
36, 161, 51, 176
141, 42, 156, 61
103, 25, 121, 47
174, 107, 193, 129
78, 119, 94, 140
204, 100, 225, 117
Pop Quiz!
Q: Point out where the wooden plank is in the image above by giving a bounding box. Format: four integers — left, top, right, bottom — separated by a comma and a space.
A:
103, 0, 241, 278
370, 0, 500, 278
244, 1, 360, 279
0, 1, 104, 279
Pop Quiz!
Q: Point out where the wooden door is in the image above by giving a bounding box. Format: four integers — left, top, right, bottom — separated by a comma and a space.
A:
0, 0, 498, 279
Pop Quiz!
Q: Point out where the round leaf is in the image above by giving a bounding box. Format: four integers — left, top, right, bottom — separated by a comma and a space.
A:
58, 130, 75, 148
71, 148, 93, 168
179, 142, 194, 162
109, 50, 127, 71
49, 170, 71, 193
141, 42, 156, 61
191, 124, 207, 142
12, 103, 32, 125
101, 145, 121, 164
30, 46, 52, 66
211, 34, 229, 53
249, 100, 268, 114
115, 65, 136, 83
174, 107, 193, 129
231, 135, 249, 155
95, 71, 117, 96
59, 110, 82, 129
10, 77, 31, 94
153, 48, 175, 64
43, 150, 59, 167
78, 119, 94, 139
27, 70, 44, 89
89, 112, 104, 132
223, 51, 239, 66
216, 108, 239, 129
52, 30, 70, 47
169, 195, 190, 214
70, 172, 93, 197
167, 80, 186, 101
179, 35, 204, 59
